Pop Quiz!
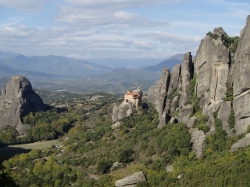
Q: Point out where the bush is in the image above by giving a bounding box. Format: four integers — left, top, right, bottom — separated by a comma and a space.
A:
96, 160, 113, 174
117, 148, 134, 163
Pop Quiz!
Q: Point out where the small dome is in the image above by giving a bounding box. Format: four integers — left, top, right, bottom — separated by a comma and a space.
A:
133, 87, 142, 94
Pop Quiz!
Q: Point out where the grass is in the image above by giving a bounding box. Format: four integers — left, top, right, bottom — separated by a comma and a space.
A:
0, 140, 59, 159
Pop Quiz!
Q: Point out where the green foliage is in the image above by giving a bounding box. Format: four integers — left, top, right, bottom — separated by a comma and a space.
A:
205, 112, 227, 153
0, 157, 17, 187
228, 107, 235, 129
161, 123, 192, 157
206, 31, 218, 39
206, 31, 239, 54
0, 126, 18, 145
224, 85, 234, 102
118, 148, 134, 163
193, 113, 209, 133
97, 160, 113, 174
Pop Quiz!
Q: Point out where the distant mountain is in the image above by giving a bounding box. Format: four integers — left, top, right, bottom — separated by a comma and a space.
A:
0, 51, 113, 77
142, 54, 184, 72
0, 62, 59, 78
94, 68, 161, 82
0, 51, 19, 59
87, 58, 165, 69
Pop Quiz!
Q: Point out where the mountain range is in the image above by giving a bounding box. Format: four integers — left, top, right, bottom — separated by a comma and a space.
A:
0, 51, 183, 79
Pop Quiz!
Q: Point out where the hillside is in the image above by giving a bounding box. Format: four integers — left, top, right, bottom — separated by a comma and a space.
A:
1, 15, 250, 187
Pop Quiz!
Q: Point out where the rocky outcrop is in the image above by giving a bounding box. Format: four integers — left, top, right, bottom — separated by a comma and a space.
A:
148, 67, 170, 119
179, 52, 194, 108
178, 105, 193, 124
233, 16, 250, 135
145, 15, 250, 156
195, 28, 230, 98
0, 76, 45, 134
231, 133, 250, 152
190, 128, 206, 158
115, 171, 146, 187
112, 101, 135, 122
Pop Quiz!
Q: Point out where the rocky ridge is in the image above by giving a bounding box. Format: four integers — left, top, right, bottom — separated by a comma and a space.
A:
147, 16, 250, 156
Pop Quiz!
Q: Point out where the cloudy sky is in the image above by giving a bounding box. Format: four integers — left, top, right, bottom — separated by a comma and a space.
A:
0, 0, 249, 59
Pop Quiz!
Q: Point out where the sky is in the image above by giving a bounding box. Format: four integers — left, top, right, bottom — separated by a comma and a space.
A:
0, 0, 249, 60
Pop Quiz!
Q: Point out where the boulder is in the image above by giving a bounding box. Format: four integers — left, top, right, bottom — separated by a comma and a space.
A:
0, 76, 45, 134
112, 122, 121, 129
166, 165, 174, 173
115, 171, 146, 187
231, 133, 250, 152
190, 128, 206, 158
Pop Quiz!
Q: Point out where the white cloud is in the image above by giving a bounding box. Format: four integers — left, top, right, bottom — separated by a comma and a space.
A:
0, 0, 51, 12
64, 0, 182, 10
55, 6, 169, 28
135, 31, 202, 44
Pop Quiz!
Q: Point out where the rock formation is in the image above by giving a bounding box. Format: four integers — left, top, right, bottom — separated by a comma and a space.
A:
112, 102, 135, 122
147, 15, 250, 156
115, 171, 146, 187
232, 15, 250, 135
0, 76, 45, 134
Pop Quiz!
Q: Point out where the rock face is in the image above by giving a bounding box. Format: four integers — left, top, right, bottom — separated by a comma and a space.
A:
231, 133, 250, 152
146, 16, 250, 156
115, 171, 146, 187
112, 101, 135, 122
233, 16, 250, 135
190, 128, 206, 158
148, 67, 170, 118
0, 76, 45, 134
179, 52, 194, 108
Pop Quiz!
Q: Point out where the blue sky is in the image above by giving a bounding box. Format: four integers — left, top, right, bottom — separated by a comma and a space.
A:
0, 0, 249, 59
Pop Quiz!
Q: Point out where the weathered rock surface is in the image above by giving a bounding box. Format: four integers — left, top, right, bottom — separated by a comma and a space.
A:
187, 116, 197, 128
112, 101, 135, 122
233, 16, 250, 135
148, 67, 170, 119
218, 101, 232, 135
166, 165, 174, 173
0, 76, 45, 134
233, 92, 250, 134
231, 133, 250, 152
178, 105, 193, 124
166, 64, 181, 115
190, 128, 206, 158
179, 52, 194, 108
195, 28, 229, 98
115, 171, 146, 187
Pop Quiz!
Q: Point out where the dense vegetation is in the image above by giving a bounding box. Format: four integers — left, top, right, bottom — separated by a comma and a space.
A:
1, 87, 250, 186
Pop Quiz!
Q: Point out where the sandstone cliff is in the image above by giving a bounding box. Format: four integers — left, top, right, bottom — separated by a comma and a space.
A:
0, 76, 45, 134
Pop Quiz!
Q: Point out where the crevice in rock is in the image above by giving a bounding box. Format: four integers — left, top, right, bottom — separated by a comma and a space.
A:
214, 72, 218, 101
198, 61, 207, 70
235, 87, 250, 98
